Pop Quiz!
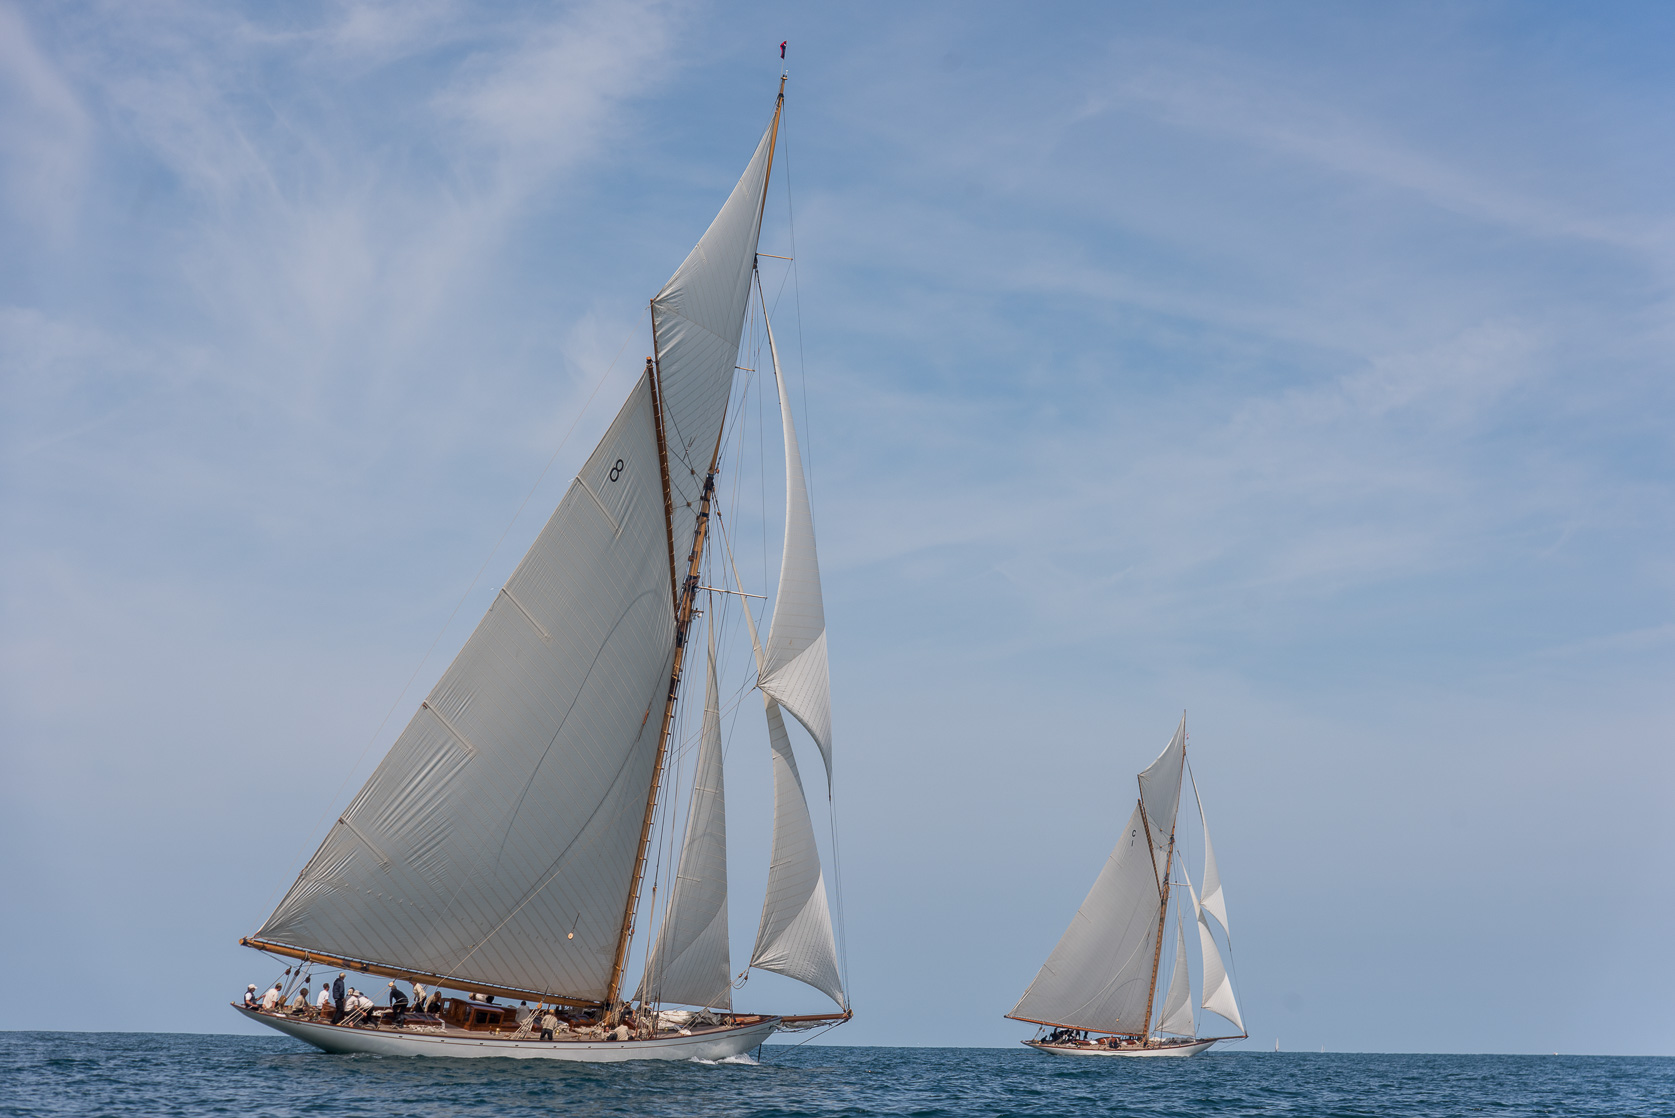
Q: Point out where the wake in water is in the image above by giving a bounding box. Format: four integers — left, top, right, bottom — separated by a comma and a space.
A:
688, 1052, 760, 1066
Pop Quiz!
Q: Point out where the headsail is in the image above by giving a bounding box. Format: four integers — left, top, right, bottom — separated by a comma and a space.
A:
636, 619, 731, 1010
749, 700, 845, 1007
251, 101, 783, 1006
1198, 900, 1244, 1034
1008, 725, 1187, 1034
1196, 779, 1230, 938
756, 314, 833, 784
1155, 910, 1195, 1037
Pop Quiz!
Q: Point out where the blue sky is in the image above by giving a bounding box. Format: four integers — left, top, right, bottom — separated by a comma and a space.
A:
2, 1, 1671, 1052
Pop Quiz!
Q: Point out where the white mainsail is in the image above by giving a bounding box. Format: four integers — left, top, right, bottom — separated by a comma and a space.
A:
252, 107, 780, 1005
636, 620, 731, 1010
1155, 911, 1195, 1037
1008, 724, 1186, 1035
749, 700, 844, 1006
756, 315, 833, 784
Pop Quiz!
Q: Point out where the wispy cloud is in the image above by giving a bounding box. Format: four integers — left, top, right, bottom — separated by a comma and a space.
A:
0, 2, 91, 236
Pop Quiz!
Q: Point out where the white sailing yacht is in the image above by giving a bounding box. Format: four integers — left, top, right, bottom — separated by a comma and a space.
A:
233, 77, 850, 1062
1008, 717, 1247, 1057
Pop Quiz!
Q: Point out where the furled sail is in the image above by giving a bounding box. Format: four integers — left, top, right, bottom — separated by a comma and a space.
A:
653, 115, 778, 580
1155, 911, 1196, 1037
636, 620, 731, 1010
756, 315, 833, 783
252, 106, 782, 1004
1198, 899, 1244, 1034
1009, 727, 1187, 1034
749, 700, 844, 1007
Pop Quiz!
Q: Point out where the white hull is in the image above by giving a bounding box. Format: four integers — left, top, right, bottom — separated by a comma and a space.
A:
1025, 1037, 1217, 1058
235, 1006, 779, 1062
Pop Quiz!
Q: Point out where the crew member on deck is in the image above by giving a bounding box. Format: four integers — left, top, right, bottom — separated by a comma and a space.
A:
331, 973, 347, 1023
315, 983, 332, 1018
261, 983, 283, 1012
243, 984, 258, 1008
388, 981, 409, 1025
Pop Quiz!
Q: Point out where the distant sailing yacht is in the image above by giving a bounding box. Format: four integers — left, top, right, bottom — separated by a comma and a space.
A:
1008, 717, 1247, 1057
233, 76, 850, 1062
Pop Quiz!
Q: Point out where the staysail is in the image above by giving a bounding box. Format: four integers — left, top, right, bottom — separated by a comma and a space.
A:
1198, 900, 1244, 1033
636, 619, 731, 1010
1196, 781, 1230, 938
250, 102, 781, 1005
749, 700, 844, 1005
756, 315, 833, 784
1155, 911, 1195, 1036
1008, 723, 1186, 1034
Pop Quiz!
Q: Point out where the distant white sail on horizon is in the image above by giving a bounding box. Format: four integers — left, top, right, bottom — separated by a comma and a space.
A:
251, 110, 780, 1005
637, 620, 731, 1011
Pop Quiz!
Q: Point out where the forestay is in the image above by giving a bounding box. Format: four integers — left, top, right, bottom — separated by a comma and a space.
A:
637, 621, 731, 1011
756, 316, 833, 784
1009, 727, 1187, 1035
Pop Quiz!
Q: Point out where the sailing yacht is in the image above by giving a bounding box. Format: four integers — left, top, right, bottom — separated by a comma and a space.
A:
1008, 717, 1247, 1057
233, 77, 850, 1062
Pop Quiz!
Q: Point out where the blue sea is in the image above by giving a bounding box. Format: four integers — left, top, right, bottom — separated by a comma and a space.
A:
1, 1032, 1669, 1117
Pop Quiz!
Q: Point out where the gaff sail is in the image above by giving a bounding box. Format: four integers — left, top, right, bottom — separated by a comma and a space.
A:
250, 104, 780, 1006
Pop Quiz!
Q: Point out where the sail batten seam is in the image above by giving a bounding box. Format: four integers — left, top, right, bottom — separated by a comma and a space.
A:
495, 586, 552, 643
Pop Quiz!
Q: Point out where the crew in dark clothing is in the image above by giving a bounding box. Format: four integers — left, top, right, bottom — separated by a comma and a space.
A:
388, 982, 409, 1026
426, 991, 443, 1014
331, 973, 347, 1024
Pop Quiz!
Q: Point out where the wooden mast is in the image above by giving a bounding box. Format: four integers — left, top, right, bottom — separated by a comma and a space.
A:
1137, 719, 1186, 1041
603, 78, 787, 1018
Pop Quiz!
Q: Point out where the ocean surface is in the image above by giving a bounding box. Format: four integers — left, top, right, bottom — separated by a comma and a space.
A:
1, 1032, 1669, 1117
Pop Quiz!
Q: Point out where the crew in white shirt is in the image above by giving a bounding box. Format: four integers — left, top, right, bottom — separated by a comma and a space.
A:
261, 983, 283, 1012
